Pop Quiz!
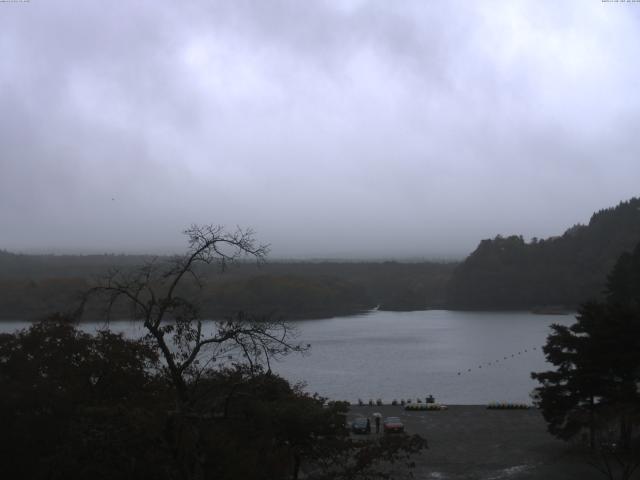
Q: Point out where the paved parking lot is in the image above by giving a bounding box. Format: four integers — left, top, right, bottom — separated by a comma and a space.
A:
348, 405, 603, 480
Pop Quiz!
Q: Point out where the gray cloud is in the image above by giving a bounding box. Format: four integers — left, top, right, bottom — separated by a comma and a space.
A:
1, 0, 639, 258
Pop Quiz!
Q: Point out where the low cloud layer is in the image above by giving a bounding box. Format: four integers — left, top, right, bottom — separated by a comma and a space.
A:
2, 1, 639, 258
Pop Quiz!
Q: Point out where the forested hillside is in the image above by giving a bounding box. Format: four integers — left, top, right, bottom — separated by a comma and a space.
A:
0, 252, 455, 320
447, 197, 640, 309
4, 197, 638, 318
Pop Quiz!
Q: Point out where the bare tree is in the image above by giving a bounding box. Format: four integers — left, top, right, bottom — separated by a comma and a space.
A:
72, 225, 430, 480
81, 224, 305, 407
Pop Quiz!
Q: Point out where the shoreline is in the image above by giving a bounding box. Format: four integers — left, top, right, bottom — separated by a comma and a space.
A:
0, 306, 577, 323
348, 405, 599, 479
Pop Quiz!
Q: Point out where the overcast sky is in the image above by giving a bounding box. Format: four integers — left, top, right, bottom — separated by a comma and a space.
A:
1, 1, 639, 259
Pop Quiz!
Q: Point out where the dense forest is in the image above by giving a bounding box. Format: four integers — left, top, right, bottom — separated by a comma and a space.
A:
0, 252, 455, 320
447, 197, 640, 310
2, 197, 639, 318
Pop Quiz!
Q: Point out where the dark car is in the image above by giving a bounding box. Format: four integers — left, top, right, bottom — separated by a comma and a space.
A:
383, 416, 404, 434
351, 417, 371, 434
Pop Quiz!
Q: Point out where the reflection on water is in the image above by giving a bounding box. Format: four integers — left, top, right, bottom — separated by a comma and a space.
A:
1, 310, 574, 404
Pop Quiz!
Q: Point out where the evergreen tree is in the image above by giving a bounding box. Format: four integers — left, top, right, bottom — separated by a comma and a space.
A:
532, 242, 640, 450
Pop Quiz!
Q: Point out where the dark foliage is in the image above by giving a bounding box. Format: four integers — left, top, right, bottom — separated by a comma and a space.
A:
200, 273, 373, 319
189, 366, 427, 480
532, 242, 640, 475
0, 314, 172, 480
0, 317, 426, 480
0, 255, 455, 320
448, 197, 640, 309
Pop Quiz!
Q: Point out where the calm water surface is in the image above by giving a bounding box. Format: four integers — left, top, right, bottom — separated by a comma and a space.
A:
1, 310, 574, 404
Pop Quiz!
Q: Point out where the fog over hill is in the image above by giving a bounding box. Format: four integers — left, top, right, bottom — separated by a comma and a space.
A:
1, 196, 639, 318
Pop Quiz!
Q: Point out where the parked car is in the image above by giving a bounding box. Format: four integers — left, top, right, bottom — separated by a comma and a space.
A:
383, 416, 405, 434
351, 417, 371, 434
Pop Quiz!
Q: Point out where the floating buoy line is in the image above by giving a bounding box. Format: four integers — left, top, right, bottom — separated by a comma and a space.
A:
207, 345, 543, 376
455, 346, 541, 376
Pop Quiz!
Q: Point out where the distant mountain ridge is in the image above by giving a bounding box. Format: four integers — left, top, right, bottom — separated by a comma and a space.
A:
447, 197, 640, 309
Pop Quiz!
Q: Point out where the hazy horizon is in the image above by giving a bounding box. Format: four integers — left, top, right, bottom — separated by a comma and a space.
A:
2, 1, 639, 258
2, 193, 630, 261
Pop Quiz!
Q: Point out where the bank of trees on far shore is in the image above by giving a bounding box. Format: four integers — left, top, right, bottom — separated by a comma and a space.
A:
448, 197, 640, 309
1, 196, 639, 319
0, 252, 454, 320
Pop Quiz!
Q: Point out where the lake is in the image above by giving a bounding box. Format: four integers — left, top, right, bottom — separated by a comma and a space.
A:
1, 310, 574, 404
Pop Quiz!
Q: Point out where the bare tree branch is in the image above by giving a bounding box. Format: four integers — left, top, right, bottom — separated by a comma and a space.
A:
81, 224, 300, 408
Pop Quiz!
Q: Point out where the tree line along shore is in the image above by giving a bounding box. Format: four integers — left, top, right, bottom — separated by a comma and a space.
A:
1, 196, 639, 321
